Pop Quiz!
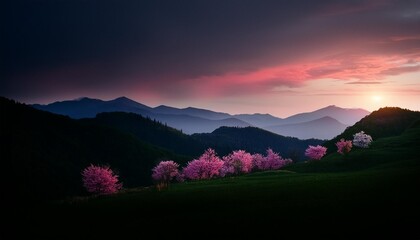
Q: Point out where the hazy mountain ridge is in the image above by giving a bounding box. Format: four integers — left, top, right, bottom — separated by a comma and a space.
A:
33, 96, 369, 138
266, 116, 348, 140
278, 105, 370, 125
154, 105, 231, 120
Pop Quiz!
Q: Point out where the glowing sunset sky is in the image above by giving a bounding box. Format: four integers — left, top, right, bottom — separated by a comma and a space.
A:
1, 0, 420, 117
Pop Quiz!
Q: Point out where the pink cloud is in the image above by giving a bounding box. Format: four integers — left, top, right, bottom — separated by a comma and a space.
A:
390, 35, 420, 42
168, 53, 420, 98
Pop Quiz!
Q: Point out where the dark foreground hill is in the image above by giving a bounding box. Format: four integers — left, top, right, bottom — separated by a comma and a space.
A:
323, 107, 420, 153
0, 97, 187, 202
82, 112, 207, 157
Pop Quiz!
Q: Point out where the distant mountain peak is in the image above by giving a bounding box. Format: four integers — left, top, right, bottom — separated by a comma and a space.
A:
111, 96, 138, 103
113, 96, 131, 101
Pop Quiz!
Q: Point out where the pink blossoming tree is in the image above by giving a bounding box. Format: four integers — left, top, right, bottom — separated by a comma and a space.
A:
152, 160, 180, 190
82, 164, 122, 195
221, 150, 253, 176
335, 139, 352, 155
305, 145, 327, 161
182, 148, 224, 180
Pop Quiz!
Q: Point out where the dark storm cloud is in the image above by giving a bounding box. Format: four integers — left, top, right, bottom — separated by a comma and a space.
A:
1, 0, 420, 102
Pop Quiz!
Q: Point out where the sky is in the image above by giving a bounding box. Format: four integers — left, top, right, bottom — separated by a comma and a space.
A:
1, 0, 420, 117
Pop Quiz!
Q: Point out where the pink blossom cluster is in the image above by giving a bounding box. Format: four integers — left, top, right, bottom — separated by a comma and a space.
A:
335, 139, 352, 155
182, 148, 224, 180
152, 160, 180, 182
151, 148, 294, 187
305, 145, 327, 160
81, 164, 122, 195
252, 149, 293, 170
221, 150, 253, 176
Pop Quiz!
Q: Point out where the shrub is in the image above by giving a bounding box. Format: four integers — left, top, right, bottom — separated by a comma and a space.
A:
81, 164, 122, 195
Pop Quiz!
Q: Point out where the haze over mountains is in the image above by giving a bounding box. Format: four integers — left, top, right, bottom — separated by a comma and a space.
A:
33, 97, 370, 139
266, 116, 348, 140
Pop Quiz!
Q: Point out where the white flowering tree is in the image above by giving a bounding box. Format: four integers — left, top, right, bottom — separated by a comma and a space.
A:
353, 131, 373, 148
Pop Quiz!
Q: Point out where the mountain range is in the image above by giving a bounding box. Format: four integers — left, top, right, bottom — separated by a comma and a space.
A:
3, 95, 418, 203
1, 96, 321, 201
33, 97, 370, 139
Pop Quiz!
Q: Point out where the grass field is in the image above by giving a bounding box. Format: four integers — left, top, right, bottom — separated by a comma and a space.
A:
27, 126, 420, 236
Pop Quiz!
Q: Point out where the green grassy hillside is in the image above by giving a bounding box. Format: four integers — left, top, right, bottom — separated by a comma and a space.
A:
28, 122, 420, 235
323, 107, 420, 153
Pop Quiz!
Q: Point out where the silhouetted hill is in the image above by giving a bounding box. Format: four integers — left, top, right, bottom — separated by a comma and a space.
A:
33, 96, 152, 119
280, 105, 370, 125
266, 116, 348, 140
323, 107, 420, 153
83, 112, 207, 157
1, 97, 187, 202
192, 126, 324, 161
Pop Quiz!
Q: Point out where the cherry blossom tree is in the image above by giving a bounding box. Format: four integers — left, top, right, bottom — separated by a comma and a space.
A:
182, 148, 224, 180
152, 160, 179, 190
82, 164, 122, 195
221, 150, 253, 176
353, 131, 373, 148
305, 145, 327, 160
335, 139, 352, 155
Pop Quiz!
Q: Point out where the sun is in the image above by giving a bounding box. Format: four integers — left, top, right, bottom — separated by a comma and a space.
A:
371, 95, 382, 102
